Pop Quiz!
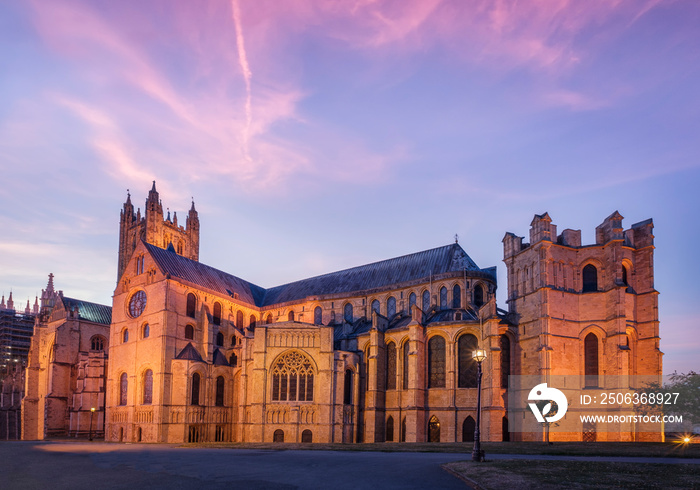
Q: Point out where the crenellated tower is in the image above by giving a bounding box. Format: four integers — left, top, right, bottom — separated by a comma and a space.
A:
117, 181, 199, 281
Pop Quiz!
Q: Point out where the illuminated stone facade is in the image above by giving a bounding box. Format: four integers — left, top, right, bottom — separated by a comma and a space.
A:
25, 183, 663, 443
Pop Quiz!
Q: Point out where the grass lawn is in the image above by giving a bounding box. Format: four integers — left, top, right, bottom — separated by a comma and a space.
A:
443, 459, 700, 490
184, 441, 700, 459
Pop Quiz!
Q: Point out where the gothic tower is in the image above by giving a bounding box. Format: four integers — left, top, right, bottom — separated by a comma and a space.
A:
117, 182, 199, 281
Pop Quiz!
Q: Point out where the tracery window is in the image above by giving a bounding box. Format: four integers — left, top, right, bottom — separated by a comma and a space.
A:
191, 372, 201, 405
422, 290, 430, 312
215, 376, 225, 407
452, 284, 461, 308
439, 287, 447, 309
458, 334, 478, 388
119, 372, 128, 406
271, 351, 314, 402
582, 264, 598, 292
428, 336, 446, 388
409, 292, 416, 311
371, 299, 380, 315
90, 336, 104, 351
314, 306, 322, 325
386, 342, 397, 390
186, 293, 196, 318
129, 290, 147, 318
213, 302, 221, 326
143, 369, 153, 405
344, 303, 353, 323
386, 297, 396, 318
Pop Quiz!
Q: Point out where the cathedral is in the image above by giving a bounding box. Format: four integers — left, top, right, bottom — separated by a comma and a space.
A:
23, 182, 662, 443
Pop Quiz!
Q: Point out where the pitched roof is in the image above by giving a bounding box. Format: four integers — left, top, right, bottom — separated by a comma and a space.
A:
145, 242, 266, 306
212, 348, 230, 366
175, 342, 204, 362
145, 241, 495, 309
261, 243, 487, 305
61, 297, 112, 325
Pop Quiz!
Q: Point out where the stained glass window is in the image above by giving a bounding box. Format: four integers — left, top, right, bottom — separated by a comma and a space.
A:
119, 372, 128, 406
191, 373, 200, 405
428, 336, 445, 388
215, 376, 225, 406
439, 287, 447, 309
386, 342, 396, 390
314, 306, 322, 325
458, 334, 478, 388
409, 292, 416, 311
143, 369, 153, 405
271, 351, 314, 402
452, 284, 461, 308
387, 297, 396, 318
344, 303, 353, 323
128, 290, 147, 318
422, 290, 430, 312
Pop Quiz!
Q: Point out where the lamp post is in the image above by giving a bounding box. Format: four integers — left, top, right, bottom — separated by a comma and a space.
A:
471, 348, 487, 462
89, 407, 96, 441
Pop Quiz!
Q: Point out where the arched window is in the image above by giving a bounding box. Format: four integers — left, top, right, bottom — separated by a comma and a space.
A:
401, 417, 407, 442
344, 369, 353, 405
452, 284, 461, 308
119, 372, 128, 406
142, 324, 149, 339
428, 336, 446, 388
500, 335, 511, 388
422, 290, 430, 312
186, 293, 196, 318
462, 416, 475, 442
386, 342, 397, 390
185, 324, 194, 340
301, 429, 312, 443
439, 287, 447, 309
409, 292, 416, 311
387, 297, 396, 318
402, 341, 410, 390
213, 302, 221, 325
90, 336, 104, 351
143, 369, 153, 405
215, 376, 225, 407
271, 351, 314, 402
584, 333, 599, 387
622, 265, 629, 287
287, 310, 295, 322
229, 353, 238, 367
216, 332, 224, 347
237, 310, 244, 328
582, 264, 598, 292
122, 328, 129, 343
474, 285, 484, 307
371, 299, 380, 315
314, 306, 322, 325
386, 416, 394, 442
428, 416, 440, 442
191, 373, 200, 405
266, 314, 272, 324
249, 315, 257, 329
273, 429, 284, 443
344, 303, 353, 323
457, 334, 478, 388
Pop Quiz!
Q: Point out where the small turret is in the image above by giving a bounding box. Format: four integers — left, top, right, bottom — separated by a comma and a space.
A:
7, 291, 14, 311
0, 294, 5, 310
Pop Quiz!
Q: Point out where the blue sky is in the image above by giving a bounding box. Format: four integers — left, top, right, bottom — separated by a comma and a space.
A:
0, 0, 698, 374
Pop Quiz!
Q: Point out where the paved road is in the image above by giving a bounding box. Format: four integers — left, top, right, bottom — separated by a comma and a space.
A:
0, 442, 470, 489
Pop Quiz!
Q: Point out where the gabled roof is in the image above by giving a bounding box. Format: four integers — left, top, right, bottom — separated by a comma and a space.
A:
145, 241, 494, 309
212, 348, 230, 366
61, 297, 112, 325
145, 242, 266, 306
261, 243, 485, 306
175, 342, 204, 362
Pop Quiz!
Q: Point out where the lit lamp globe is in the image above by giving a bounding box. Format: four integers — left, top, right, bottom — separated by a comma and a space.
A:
472, 349, 487, 363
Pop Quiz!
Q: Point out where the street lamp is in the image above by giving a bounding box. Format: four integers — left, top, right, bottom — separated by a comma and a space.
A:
89, 407, 96, 441
471, 348, 487, 462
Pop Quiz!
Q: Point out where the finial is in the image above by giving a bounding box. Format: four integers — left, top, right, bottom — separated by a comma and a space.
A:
454, 234, 459, 243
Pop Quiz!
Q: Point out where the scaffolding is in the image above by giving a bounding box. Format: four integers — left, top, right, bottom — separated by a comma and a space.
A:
0, 308, 35, 376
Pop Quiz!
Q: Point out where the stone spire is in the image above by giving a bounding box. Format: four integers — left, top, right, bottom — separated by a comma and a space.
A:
33, 296, 39, 315
0, 294, 5, 310
7, 291, 14, 311
24, 299, 30, 315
